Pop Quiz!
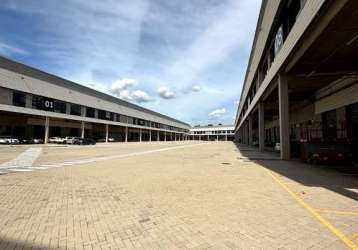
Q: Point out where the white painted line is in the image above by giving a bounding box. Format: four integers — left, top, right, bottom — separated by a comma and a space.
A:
41, 142, 209, 169
8, 168, 33, 172
0, 147, 42, 169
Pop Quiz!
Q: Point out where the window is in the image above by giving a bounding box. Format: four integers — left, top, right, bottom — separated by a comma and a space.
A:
127, 117, 134, 124
120, 115, 128, 123
13, 92, 26, 107
98, 110, 111, 120
70, 104, 81, 116
86, 107, 95, 118
53, 100, 66, 114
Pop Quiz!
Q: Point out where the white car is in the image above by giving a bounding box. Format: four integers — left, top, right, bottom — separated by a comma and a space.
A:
274, 143, 281, 151
48, 137, 66, 144
0, 136, 19, 144
65, 137, 81, 144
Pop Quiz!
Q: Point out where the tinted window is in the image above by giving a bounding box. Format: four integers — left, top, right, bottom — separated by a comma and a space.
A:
32, 95, 44, 110
13, 92, 26, 107
98, 110, 111, 120
53, 100, 66, 113
86, 107, 95, 118
70, 104, 81, 116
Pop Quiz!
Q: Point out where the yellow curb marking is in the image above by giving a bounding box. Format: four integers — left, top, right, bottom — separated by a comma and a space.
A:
315, 209, 358, 216
264, 169, 358, 250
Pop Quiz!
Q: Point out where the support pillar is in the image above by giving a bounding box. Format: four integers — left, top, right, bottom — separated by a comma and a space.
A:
139, 128, 142, 142
164, 131, 167, 141
44, 117, 50, 144
216, 135, 219, 141
279, 74, 290, 160
225, 134, 228, 141
105, 124, 109, 143
258, 102, 265, 151
81, 121, 85, 139
248, 116, 253, 146
149, 130, 152, 142
125, 127, 128, 142
157, 131, 160, 141
174, 133, 177, 141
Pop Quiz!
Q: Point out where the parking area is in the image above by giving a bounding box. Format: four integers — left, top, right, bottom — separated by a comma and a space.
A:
0, 142, 357, 249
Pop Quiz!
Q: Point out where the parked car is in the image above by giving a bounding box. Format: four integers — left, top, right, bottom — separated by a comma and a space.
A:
96, 138, 115, 142
0, 136, 19, 144
74, 138, 96, 145
65, 137, 82, 144
48, 137, 66, 144
274, 142, 280, 151
33, 138, 44, 144
20, 138, 44, 144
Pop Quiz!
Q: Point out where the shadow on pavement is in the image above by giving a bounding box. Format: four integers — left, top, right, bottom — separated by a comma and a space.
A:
0, 236, 57, 250
233, 143, 358, 202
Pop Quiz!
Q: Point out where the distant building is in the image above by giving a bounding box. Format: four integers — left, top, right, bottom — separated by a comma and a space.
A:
190, 125, 235, 141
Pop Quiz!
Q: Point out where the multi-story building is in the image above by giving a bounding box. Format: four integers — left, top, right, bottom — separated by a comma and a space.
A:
235, 0, 358, 160
0, 56, 191, 143
189, 125, 235, 141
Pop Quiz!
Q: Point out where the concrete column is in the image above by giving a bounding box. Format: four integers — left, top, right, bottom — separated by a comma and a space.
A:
242, 124, 246, 144
279, 74, 290, 160
258, 102, 265, 151
149, 130, 152, 142
174, 133, 177, 141
216, 135, 219, 141
164, 131, 167, 141
81, 106, 86, 117
139, 128, 142, 142
25, 94, 32, 108
44, 117, 50, 144
125, 127, 128, 142
81, 121, 85, 138
105, 124, 109, 143
66, 103, 71, 115
157, 131, 160, 141
243, 123, 246, 144
225, 135, 228, 141
248, 116, 253, 146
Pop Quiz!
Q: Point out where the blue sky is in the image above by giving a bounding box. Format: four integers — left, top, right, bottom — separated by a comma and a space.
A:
0, 0, 261, 126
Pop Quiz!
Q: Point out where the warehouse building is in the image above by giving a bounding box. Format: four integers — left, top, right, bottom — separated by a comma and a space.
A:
0, 56, 191, 143
189, 125, 235, 141
235, 0, 358, 162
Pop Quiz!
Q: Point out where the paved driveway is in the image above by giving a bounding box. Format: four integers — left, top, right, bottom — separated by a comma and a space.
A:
0, 142, 357, 249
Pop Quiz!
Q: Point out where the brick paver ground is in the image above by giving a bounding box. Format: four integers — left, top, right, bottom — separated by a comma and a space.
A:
0, 142, 357, 249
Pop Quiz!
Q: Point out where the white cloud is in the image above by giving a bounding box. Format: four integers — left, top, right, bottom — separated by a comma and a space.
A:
157, 86, 175, 99
131, 90, 152, 103
209, 108, 227, 118
0, 42, 28, 56
191, 85, 201, 92
111, 78, 138, 95
110, 78, 152, 103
